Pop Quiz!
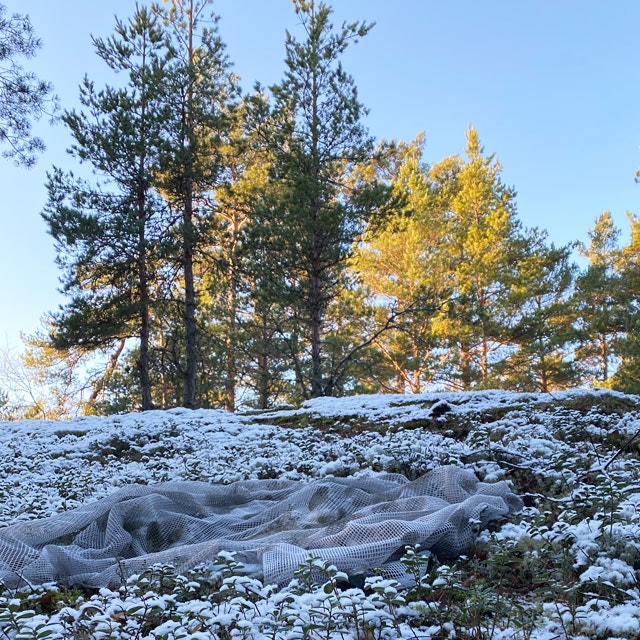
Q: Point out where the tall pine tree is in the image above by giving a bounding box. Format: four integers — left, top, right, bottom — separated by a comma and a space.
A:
152, 0, 236, 409
573, 211, 626, 384
431, 127, 520, 389
495, 231, 579, 392
42, 7, 170, 410
255, 0, 379, 399
351, 135, 448, 392
607, 213, 640, 392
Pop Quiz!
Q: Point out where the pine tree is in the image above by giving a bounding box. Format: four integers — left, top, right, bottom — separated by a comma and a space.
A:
242, 163, 308, 406
494, 231, 579, 392
607, 212, 640, 392
152, 0, 236, 409
351, 136, 448, 392
0, 4, 56, 166
431, 127, 520, 389
573, 211, 626, 384
255, 0, 379, 399
42, 6, 171, 410
200, 101, 271, 411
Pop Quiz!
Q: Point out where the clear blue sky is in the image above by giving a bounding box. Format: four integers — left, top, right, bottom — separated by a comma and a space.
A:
1, 0, 639, 350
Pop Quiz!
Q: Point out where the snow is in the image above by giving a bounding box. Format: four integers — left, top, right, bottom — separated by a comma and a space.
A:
580, 557, 636, 586
0, 388, 639, 638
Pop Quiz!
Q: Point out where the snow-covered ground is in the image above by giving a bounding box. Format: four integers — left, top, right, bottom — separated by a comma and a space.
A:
1, 389, 639, 638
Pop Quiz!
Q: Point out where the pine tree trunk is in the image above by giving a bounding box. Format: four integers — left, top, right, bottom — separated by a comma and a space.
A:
224, 255, 237, 412
460, 344, 472, 391
138, 246, 153, 410
182, 1, 198, 410
412, 341, 421, 393
159, 325, 169, 409
310, 267, 323, 398
479, 290, 489, 384
538, 339, 549, 392
183, 185, 197, 409
137, 173, 153, 410
256, 305, 270, 410
309, 56, 324, 399
136, 39, 153, 412
599, 333, 609, 381
481, 333, 489, 383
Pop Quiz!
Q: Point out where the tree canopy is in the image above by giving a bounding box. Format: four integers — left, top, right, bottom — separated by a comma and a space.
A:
3, 0, 640, 417
0, 3, 56, 166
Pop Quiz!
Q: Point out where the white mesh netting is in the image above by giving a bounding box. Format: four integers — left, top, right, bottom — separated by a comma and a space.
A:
0, 466, 522, 588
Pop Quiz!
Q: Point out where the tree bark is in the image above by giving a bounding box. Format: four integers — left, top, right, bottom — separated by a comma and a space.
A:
137, 194, 154, 411
182, 0, 197, 409
309, 266, 323, 397
256, 302, 270, 410
599, 332, 609, 381
136, 26, 153, 411
309, 42, 324, 399
223, 246, 238, 412
183, 184, 197, 409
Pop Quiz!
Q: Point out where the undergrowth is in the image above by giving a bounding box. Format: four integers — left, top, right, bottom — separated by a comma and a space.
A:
2, 390, 640, 638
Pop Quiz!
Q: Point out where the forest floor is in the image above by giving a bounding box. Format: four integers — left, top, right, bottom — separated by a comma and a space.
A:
0, 389, 640, 638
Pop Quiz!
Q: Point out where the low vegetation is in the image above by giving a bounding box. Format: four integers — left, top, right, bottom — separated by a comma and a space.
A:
0, 388, 640, 638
